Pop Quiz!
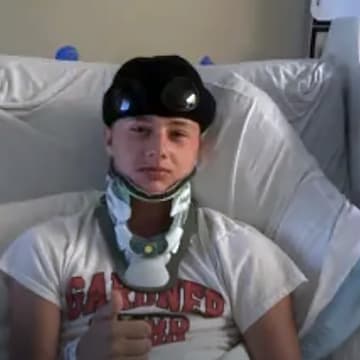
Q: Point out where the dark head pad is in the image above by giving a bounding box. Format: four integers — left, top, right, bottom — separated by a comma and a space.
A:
102, 55, 216, 132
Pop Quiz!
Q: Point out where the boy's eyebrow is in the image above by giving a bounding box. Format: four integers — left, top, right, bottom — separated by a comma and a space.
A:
129, 117, 194, 128
167, 119, 194, 128
123, 117, 151, 125
130, 116, 150, 123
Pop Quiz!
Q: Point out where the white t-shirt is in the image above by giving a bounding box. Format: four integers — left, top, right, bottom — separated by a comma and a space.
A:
0, 204, 306, 360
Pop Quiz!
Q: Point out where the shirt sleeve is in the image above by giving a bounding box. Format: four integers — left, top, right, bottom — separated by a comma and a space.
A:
218, 222, 307, 333
0, 223, 65, 307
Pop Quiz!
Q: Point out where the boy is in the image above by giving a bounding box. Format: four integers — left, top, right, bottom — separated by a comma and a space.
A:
1, 55, 305, 360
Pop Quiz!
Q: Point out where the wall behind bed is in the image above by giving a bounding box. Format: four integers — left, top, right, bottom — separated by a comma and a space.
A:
0, 0, 309, 63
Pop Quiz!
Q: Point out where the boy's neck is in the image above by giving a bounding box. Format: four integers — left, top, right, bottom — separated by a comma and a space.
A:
127, 198, 172, 238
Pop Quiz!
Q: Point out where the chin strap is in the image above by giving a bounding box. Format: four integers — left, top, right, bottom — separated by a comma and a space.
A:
105, 171, 192, 260
108, 161, 196, 203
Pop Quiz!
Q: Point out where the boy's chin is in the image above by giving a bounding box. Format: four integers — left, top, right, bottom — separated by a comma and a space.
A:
141, 183, 171, 195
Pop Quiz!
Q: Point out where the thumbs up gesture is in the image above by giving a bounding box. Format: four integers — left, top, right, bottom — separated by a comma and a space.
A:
77, 290, 152, 360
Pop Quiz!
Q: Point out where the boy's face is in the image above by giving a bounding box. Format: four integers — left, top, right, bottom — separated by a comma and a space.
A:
105, 115, 201, 194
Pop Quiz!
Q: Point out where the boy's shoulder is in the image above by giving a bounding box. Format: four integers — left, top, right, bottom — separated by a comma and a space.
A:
195, 206, 270, 251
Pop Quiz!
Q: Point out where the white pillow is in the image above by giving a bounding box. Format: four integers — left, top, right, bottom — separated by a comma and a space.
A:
198, 59, 349, 196
0, 190, 101, 360
0, 190, 101, 253
193, 73, 360, 334
0, 55, 116, 204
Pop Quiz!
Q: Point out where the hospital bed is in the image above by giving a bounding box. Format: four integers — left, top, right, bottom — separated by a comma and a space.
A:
0, 23, 360, 358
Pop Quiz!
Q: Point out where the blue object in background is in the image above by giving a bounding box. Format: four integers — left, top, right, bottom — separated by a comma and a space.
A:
55, 45, 79, 61
199, 55, 214, 65
301, 258, 360, 360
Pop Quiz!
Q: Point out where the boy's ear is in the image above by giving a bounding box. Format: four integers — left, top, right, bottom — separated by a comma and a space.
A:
198, 135, 215, 168
104, 126, 113, 156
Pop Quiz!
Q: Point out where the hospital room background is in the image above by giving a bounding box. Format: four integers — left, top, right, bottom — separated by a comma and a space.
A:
0, 0, 310, 63
2, 1, 360, 360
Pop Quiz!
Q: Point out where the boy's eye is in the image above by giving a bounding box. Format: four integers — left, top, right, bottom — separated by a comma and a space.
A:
171, 130, 187, 138
130, 126, 150, 134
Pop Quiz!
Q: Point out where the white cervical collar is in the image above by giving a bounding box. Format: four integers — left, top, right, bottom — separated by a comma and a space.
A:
105, 173, 191, 288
